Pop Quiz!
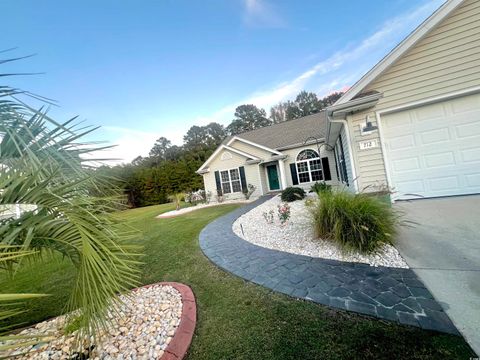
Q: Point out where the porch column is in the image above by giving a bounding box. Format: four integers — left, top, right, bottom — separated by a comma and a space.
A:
278, 159, 287, 190
257, 165, 265, 195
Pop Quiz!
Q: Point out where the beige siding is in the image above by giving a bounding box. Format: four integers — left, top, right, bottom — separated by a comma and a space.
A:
365, 0, 480, 111
347, 111, 388, 192
349, 0, 480, 192
202, 148, 262, 201
228, 139, 274, 159
281, 144, 339, 190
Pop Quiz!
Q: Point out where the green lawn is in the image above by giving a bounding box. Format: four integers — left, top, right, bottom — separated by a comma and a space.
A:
1, 204, 475, 359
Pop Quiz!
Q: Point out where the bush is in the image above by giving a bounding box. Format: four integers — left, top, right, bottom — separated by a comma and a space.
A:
311, 181, 331, 195
312, 191, 398, 254
243, 184, 256, 200
281, 187, 306, 202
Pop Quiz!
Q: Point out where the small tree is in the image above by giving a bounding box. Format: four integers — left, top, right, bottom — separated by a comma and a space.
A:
0, 84, 140, 349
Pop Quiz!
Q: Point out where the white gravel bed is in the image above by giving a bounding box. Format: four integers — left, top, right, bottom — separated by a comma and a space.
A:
233, 195, 409, 268
157, 199, 253, 218
1, 284, 182, 360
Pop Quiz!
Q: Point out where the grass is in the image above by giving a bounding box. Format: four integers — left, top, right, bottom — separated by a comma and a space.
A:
0, 203, 475, 359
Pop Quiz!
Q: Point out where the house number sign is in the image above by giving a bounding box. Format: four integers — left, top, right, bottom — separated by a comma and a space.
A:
359, 139, 379, 150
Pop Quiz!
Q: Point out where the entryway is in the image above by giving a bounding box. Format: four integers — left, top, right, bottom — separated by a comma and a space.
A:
266, 164, 280, 191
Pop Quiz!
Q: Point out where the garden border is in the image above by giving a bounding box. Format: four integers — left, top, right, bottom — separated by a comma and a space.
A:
199, 196, 460, 335
135, 282, 196, 360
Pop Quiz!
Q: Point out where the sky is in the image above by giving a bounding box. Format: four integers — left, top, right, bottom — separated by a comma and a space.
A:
2, 0, 445, 164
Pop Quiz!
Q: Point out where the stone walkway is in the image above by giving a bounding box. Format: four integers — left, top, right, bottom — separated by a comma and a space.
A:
199, 197, 459, 335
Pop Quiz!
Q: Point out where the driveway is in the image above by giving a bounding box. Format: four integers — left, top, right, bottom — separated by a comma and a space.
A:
395, 195, 480, 355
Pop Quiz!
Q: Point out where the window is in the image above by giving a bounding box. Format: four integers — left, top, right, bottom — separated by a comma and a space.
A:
220, 168, 242, 194
296, 149, 323, 183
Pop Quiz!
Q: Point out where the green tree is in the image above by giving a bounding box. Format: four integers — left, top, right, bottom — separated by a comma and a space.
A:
226, 104, 271, 135
295, 91, 321, 117
320, 91, 343, 108
149, 136, 172, 161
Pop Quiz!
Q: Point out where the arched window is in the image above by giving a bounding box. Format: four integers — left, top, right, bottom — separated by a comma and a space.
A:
296, 149, 323, 183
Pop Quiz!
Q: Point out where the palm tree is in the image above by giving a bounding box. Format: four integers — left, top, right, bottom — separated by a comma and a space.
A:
0, 83, 141, 350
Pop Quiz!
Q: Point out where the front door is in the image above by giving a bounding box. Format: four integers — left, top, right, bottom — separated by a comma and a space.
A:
266, 164, 280, 191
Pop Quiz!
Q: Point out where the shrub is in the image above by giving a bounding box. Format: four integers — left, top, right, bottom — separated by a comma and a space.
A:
243, 184, 256, 200
311, 181, 331, 195
281, 187, 306, 202
312, 191, 398, 254
277, 203, 291, 225
263, 210, 274, 224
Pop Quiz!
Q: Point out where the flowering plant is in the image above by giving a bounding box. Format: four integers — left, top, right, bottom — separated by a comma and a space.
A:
262, 209, 274, 224
277, 203, 291, 225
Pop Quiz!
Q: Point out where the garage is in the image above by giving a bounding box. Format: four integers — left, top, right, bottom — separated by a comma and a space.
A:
380, 92, 480, 200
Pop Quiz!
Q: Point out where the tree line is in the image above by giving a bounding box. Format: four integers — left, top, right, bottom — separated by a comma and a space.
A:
98, 91, 343, 207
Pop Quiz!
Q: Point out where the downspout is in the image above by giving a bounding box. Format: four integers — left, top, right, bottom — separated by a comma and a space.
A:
326, 114, 359, 193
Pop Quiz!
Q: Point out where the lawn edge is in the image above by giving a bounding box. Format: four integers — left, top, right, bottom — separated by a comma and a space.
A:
135, 282, 197, 360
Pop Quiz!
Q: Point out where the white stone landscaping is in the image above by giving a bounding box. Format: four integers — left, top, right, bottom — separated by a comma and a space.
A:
157, 199, 254, 218
1, 284, 182, 360
233, 195, 409, 268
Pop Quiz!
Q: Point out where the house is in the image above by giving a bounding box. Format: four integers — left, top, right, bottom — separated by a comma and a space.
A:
326, 0, 480, 200
196, 112, 339, 200
199, 0, 480, 202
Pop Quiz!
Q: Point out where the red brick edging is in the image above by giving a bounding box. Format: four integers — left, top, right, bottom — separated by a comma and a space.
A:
133, 282, 197, 360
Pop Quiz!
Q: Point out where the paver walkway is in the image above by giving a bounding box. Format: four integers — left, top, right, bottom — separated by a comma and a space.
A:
199, 197, 459, 334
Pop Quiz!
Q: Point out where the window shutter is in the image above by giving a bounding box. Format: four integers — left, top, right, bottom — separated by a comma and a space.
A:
239, 166, 247, 191
321, 157, 331, 181
289, 163, 298, 185
214, 171, 221, 192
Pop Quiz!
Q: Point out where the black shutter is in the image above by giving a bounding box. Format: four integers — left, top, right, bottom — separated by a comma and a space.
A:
214, 171, 221, 192
239, 166, 247, 191
289, 163, 298, 185
322, 157, 331, 181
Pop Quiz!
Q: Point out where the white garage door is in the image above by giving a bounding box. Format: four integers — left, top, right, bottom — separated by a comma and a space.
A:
381, 93, 480, 200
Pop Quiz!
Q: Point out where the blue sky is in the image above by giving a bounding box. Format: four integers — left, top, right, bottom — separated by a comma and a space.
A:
2, 0, 444, 163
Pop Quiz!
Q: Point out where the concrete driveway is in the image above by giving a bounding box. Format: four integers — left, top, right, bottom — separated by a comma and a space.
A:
394, 195, 480, 355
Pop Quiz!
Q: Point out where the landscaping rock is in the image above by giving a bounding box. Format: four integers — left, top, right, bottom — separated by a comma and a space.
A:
232, 195, 409, 268
0, 284, 183, 359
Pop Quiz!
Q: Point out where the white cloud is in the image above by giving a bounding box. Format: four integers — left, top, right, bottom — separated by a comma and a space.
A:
92, 0, 443, 165
87, 126, 185, 165
200, 0, 442, 126
243, 0, 286, 28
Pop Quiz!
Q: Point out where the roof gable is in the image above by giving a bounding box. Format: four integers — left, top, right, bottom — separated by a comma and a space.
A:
335, 0, 465, 105
196, 145, 260, 173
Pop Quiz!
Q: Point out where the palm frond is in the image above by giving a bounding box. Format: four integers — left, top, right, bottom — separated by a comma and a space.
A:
0, 83, 141, 347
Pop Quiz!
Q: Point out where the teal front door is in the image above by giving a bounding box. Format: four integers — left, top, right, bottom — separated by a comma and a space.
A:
266, 165, 280, 191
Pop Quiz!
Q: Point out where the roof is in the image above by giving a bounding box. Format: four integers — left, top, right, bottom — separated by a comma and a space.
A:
224, 111, 327, 150
335, 0, 465, 105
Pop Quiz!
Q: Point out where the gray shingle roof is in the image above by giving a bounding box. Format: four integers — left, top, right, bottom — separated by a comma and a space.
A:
224, 111, 326, 150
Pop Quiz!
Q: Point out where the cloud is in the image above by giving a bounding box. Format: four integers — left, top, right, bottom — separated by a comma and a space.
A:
201, 0, 442, 125
243, 0, 286, 28
87, 126, 185, 165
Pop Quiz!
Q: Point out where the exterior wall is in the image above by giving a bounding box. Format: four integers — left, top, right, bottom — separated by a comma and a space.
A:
281, 144, 339, 190
346, 111, 388, 191
365, 0, 480, 111
228, 139, 274, 159
347, 0, 480, 192
202, 148, 262, 201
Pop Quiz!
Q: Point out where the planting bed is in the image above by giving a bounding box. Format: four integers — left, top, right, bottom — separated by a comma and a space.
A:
1, 283, 196, 360
233, 195, 408, 268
